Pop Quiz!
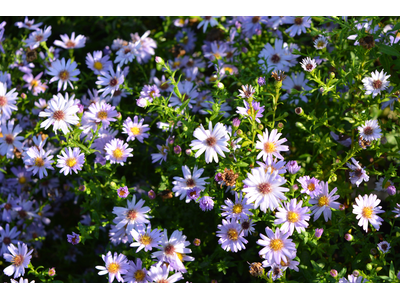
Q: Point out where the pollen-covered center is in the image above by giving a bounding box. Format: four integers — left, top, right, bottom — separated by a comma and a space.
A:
205, 136, 217, 147
381, 243, 388, 251
3, 237, 11, 245
363, 126, 373, 135
130, 126, 140, 135
318, 195, 329, 207
306, 64, 314, 71
232, 204, 243, 214
66, 40, 76, 48
18, 176, 27, 184
134, 270, 146, 282
227, 228, 238, 241
241, 221, 250, 230
287, 211, 300, 223
59, 70, 69, 81
307, 183, 316, 191
113, 148, 123, 159
139, 234, 152, 245
317, 41, 326, 48
12, 254, 24, 266
97, 111, 108, 120
294, 17, 303, 25
93, 61, 103, 70
107, 262, 120, 274
164, 244, 175, 255
252, 16, 261, 23
258, 182, 272, 195
362, 206, 373, 219
270, 238, 284, 251
0, 96, 7, 107
66, 157, 77, 168
186, 178, 195, 188
264, 141, 276, 153
31, 79, 39, 87
109, 78, 118, 87
5, 134, 14, 145
127, 209, 137, 220
372, 80, 382, 90
35, 34, 44, 42
53, 110, 65, 121
271, 54, 281, 64
35, 157, 45, 167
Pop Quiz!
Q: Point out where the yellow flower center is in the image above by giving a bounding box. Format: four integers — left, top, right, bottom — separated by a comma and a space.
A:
59, 70, 69, 81
35, 157, 45, 167
232, 204, 243, 214
139, 234, 152, 245
130, 126, 140, 135
66, 157, 77, 168
287, 211, 299, 223
113, 148, 123, 159
107, 262, 120, 274
227, 228, 238, 241
362, 207, 373, 219
317, 41, 325, 48
214, 53, 221, 59
384, 181, 391, 189
307, 183, 316, 191
134, 270, 146, 282
264, 142, 276, 153
12, 254, 24, 267
18, 176, 27, 184
94, 61, 103, 71
172, 61, 181, 68
31, 79, 39, 87
97, 111, 108, 120
318, 195, 329, 207
224, 67, 233, 74
270, 238, 284, 251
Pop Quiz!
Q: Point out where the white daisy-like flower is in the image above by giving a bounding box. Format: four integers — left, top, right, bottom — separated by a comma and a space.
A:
54, 32, 86, 49
96, 65, 125, 97
114, 42, 139, 67
300, 57, 317, 72
256, 128, 289, 161
23, 26, 52, 49
148, 262, 183, 283
104, 138, 133, 165
84, 101, 118, 129
112, 195, 151, 234
56, 147, 85, 176
309, 181, 340, 222
3, 242, 34, 279
221, 191, 254, 221
47, 57, 80, 91
190, 121, 230, 164
242, 167, 289, 213
358, 119, 382, 142
122, 116, 150, 143
377, 241, 391, 253
313, 35, 328, 49
216, 218, 248, 252
352, 194, 384, 232
346, 157, 369, 187
85, 51, 112, 75
95, 251, 129, 283
38, 93, 80, 135
0, 82, 18, 119
0, 120, 24, 159
130, 224, 162, 253
23, 146, 54, 179
122, 258, 151, 283
172, 165, 209, 203
274, 198, 310, 235
362, 70, 390, 98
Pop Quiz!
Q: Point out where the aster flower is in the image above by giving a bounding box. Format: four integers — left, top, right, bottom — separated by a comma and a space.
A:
122, 116, 150, 143
15, 17, 43, 30
23, 146, 54, 179
197, 16, 219, 33
256, 128, 289, 161
67, 232, 80, 245
216, 218, 248, 252
39, 92, 79, 135
96, 65, 125, 97
236, 100, 265, 123
256, 156, 287, 175
297, 176, 322, 198
10, 277, 35, 283
309, 181, 341, 222
131, 31, 157, 64
339, 274, 368, 283
285, 17, 311, 37
241, 16, 269, 38
377, 241, 390, 253
375, 177, 394, 192
281, 72, 312, 104
238, 84, 256, 99
352, 194, 385, 232
152, 229, 194, 273
0, 195, 21, 223
123, 258, 151, 283
3, 242, 33, 279
257, 227, 297, 265
258, 38, 294, 73
95, 251, 129, 283
0, 82, 18, 119
22, 72, 47, 95
172, 165, 209, 203
300, 57, 317, 72
287, 161, 301, 174
117, 186, 129, 198
23, 26, 52, 49
362, 70, 390, 98
346, 157, 369, 187
84, 101, 118, 129
392, 203, 400, 218
54, 32, 86, 49
0, 224, 21, 256
130, 224, 162, 253
112, 195, 151, 234
274, 198, 310, 235
243, 168, 289, 213
148, 262, 183, 283
190, 121, 230, 164
114, 42, 139, 66
199, 196, 214, 211
358, 119, 382, 142
104, 138, 133, 166
314, 35, 329, 49
56, 147, 85, 176
169, 81, 198, 109
239, 217, 256, 237
221, 192, 254, 221
47, 57, 80, 91
0, 121, 24, 159
151, 142, 169, 164
85, 50, 112, 75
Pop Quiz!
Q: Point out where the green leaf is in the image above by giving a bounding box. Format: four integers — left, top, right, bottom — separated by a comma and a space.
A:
389, 261, 396, 280
391, 22, 400, 32
379, 44, 400, 57
241, 140, 252, 148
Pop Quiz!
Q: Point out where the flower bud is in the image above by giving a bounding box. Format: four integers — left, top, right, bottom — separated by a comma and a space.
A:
77, 103, 84, 114
241, 47, 248, 53
257, 124, 264, 130
339, 204, 345, 211
185, 149, 192, 156
258, 76, 266, 86
277, 122, 284, 129
330, 72, 335, 79
352, 270, 359, 277
78, 185, 86, 192
48, 267, 56, 277
236, 129, 243, 136
217, 82, 224, 89
287, 161, 301, 174
387, 185, 396, 196
315, 228, 323, 238
295, 107, 303, 115
366, 264, 373, 271
345, 233, 353, 241
292, 183, 299, 191
174, 145, 182, 155
155, 56, 164, 64
330, 269, 338, 277
21, 93, 27, 99
193, 238, 201, 246
232, 118, 241, 128
148, 190, 156, 199
370, 248, 378, 255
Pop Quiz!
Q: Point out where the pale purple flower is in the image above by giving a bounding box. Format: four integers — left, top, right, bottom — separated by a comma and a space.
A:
346, 157, 369, 187
15, 17, 42, 30
275, 198, 310, 235
339, 274, 368, 283
297, 176, 322, 198
56, 147, 85, 176
285, 17, 311, 37
67, 232, 80, 245
352, 194, 385, 232
315, 228, 324, 238
0, 82, 18, 119
0, 224, 21, 256
84, 101, 118, 129
199, 196, 214, 211
117, 186, 129, 198
47, 57, 80, 91
221, 191, 254, 220
377, 241, 390, 253
151, 142, 169, 164
309, 181, 341, 222
172, 165, 209, 203
300, 57, 317, 72
96, 65, 125, 97
54, 32, 86, 49
148, 262, 183, 283
122, 258, 151, 283
85, 50, 112, 75
287, 161, 301, 174
104, 138, 133, 165
122, 116, 150, 143
362, 70, 390, 98
3, 242, 33, 278
216, 218, 248, 252
255, 128, 289, 161
23, 146, 54, 179
358, 119, 382, 142
95, 251, 129, 283
236, 100, 265, 123
0, 121, 24, 159
23, 26, 52, 49
130, 224, 162, 253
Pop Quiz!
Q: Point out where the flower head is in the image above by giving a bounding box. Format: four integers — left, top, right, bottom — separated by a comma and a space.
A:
300, 57, 317, 72
256, 128, 288, 161
95, 251, 129, 283
0, 82, 18, 119
309, 181, 340, 222
358, 119, 382, 142
85, 50, 112, 75
274, 198, 310, 235
314, 35, 328, 49
362, 70, 390, 98
47, 58, 80, 91
199, 196, 214, 211
3, 242, 34, 278
23, 146, 54, 179
117, 186, 129, 198
104, 138, 133, 165
123, 258, 151, 283
297, 175, 322, 198
172, 165, 209, 203
130, 224, 162, 253
346, 157, 369, 187
148, 262, 183, 283
352, 194, 385, 232
96, 65, 125, 97
339, 274, 368, 283
221, 192, 253, 221
122, 116, 150, 143
216, 218, 248, 252
377, 241, 390, 253
56, 147, 85, 176
0, 121, 24, 159
67, 232, 80, 245
54, 32, 86, 49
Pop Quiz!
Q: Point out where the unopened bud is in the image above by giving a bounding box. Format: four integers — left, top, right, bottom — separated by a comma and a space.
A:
345, 233, 353, 241
257, 124, 264, 130
155, 56, 164, 64
217, 82, 224, 89
295, 107, 303, 115
330, 269, 338, 277
315, 228, 323, 238
185, 149, 192, 155
174, 145, 182, 155
193, 238, 201, 246
330, 72, 335, 79
78, 185, 86, 192
148, 190, 156, 199
21, 93, 27, 99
